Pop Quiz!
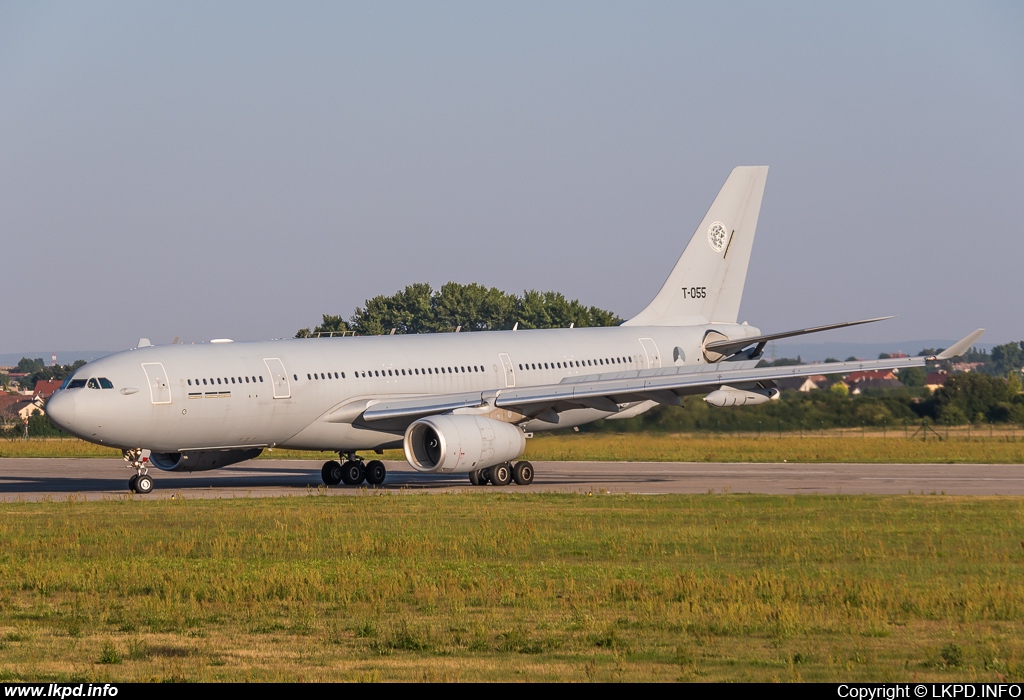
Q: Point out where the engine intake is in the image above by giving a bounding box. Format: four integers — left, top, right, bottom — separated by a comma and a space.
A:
404, 415, 526, 473
149, 448, 264, 472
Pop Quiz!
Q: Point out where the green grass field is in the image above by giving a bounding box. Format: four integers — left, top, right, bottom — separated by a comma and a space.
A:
1, 493, 1023, 682
4, 431, 1023, 463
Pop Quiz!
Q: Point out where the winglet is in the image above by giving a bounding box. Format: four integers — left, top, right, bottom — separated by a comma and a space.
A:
933, 329, 986, 360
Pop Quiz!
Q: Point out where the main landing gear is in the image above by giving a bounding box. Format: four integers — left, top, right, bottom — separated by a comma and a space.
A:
468, 460, 534, 487
124, 448, 154, 494
322, 453, 387, 487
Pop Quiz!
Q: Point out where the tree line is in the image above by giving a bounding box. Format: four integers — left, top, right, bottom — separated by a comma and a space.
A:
296, 282, 621, 337
1, 357, 86, 393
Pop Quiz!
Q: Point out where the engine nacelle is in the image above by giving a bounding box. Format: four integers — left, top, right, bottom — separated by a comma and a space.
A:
404, 415, 526, 473
704, 386, 780, 407
149, 447, 264, 472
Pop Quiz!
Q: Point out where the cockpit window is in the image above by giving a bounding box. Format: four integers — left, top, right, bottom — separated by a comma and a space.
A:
87, 378, 100, 389
98, 378, 113, 389
68, 379, 87, 389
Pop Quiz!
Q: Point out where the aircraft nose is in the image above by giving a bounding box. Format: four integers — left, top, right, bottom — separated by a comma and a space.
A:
46, 391, 77, 431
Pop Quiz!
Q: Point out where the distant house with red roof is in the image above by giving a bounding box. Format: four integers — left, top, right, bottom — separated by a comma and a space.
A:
846, 369, 898, 384
925, 371, 949, 392
0, 394, 43, 425
33, 380, 63, 400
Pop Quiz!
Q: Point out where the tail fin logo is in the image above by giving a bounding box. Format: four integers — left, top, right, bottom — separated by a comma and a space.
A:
708, 221, 727, 252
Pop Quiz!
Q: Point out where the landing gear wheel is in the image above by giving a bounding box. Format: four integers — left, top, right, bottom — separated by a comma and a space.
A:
322, 460, 342, 486
488, 463, 512, 486
135, 474, 154, 494
512, 460, 534, 485
128, 474, 139, 492
468, 470, 483, 486
364, 460, 386, 485
341, 460, 365, 485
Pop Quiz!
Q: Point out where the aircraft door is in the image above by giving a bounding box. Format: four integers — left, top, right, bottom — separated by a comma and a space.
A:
639, 338, 661, 369
263, 358, 291, 399
498, 353, 516, 388
141, 363, 172, 405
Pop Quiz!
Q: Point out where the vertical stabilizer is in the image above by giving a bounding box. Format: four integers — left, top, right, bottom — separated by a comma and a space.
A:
624, 166, 768, 326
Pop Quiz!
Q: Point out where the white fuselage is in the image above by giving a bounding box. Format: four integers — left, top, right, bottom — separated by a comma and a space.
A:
47, 322, 758, 454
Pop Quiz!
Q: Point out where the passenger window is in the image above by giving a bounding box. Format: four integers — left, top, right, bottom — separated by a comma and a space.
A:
245, 377, 250, 383
231, 377, 236, 383
259, 376, 263, 382
87, 378, 100, 389
188, 379, 192, 386
99, 378, 113, 389
341, 372, 345, 378
217, 378, 222, 384
334, 372, 339, 379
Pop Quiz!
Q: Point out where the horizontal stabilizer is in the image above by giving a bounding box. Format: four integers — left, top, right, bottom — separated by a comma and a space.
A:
704, 316, 894, 358
934, 329, 986, 360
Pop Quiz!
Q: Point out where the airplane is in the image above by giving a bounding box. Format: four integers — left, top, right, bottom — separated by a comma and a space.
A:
45, 166, 984, 494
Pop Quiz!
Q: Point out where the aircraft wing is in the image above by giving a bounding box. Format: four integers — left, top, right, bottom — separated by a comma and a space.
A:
358, 329, 984, 425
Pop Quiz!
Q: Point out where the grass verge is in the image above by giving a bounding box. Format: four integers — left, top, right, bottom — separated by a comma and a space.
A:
3, 432, 1023, 463
0, 493, 1023, 681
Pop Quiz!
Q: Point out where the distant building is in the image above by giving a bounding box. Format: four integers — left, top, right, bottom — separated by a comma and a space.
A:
0, 394, 43, 425
33, 379, 62, 400
846, 369, 898, 384
850, 378, 903, 394
925, 371, 949, 392
775, 374, 827, 392
950, 361, 985, 374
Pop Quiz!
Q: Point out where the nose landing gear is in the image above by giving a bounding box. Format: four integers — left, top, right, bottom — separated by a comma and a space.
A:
124, 448, 154, 494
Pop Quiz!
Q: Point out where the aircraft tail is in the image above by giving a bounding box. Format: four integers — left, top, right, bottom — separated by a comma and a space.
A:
624, 166, 768, 326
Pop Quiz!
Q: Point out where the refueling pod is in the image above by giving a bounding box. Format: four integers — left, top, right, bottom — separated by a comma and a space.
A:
703, 386, 780, 407
149, 448, 264, 472
404, 414, 526, 473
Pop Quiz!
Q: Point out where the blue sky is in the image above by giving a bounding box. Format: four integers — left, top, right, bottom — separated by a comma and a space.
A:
2, 1, 1021, 354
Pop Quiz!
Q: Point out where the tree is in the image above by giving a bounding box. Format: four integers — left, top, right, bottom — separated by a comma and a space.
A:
899, 366, 926, 388
16, 358, 45, 375
990, 342, 1024, 377
296, 314, 350, 338
926, 372, 1011, 424
299, 282, 622, 337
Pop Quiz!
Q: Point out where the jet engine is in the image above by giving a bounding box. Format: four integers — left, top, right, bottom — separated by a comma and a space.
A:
703, 386, 780, 407
149, 447, 264, 472
404, 415, 526, 473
